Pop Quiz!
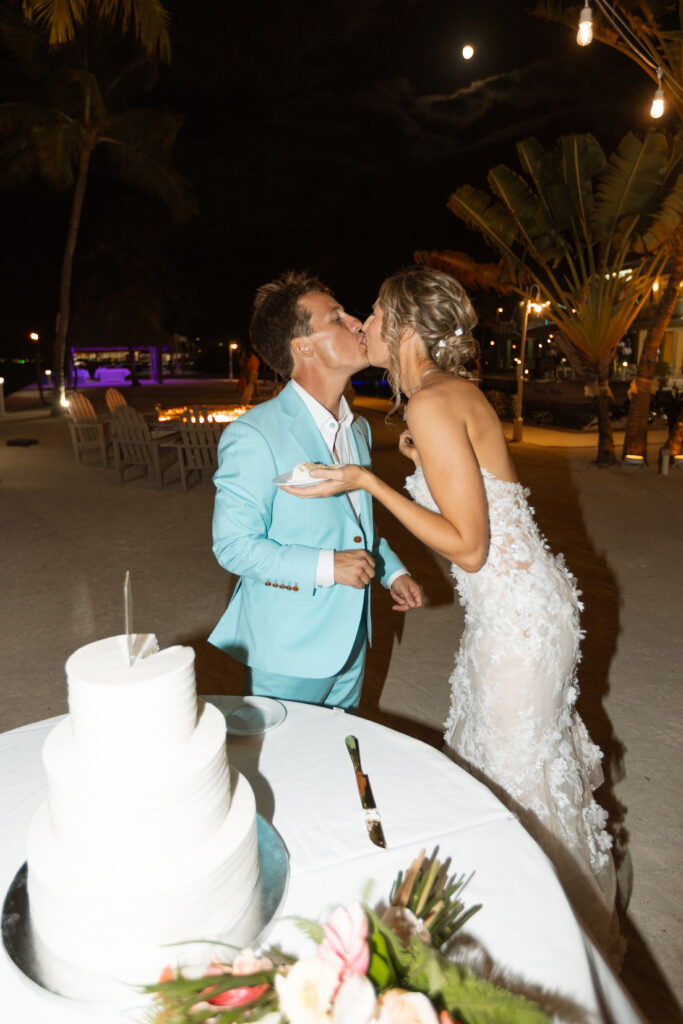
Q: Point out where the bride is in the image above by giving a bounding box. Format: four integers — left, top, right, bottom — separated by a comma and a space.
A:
285, 266, 620, 955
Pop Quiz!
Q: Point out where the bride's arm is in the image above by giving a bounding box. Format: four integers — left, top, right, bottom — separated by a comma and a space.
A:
362, 394, 488, 571
282, 395, 489, 572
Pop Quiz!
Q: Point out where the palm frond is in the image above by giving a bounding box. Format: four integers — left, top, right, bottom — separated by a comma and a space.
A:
0, 134, 40, 187
0, 9, 54, 81
487, 163, 565, 264
593, 131, 670, 245
33, 116, 83, 188
559, 134, 606, 236
448, 184, 520, 258
64, 68, 108, 126
102, 108, 196, 220
0, 100, 81, 188
414, 250, 521, 294
22, 0, 172, 61
633, 171, 683, 252
516, 137, 573, 236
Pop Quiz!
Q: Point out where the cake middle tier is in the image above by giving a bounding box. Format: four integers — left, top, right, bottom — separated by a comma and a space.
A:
41, 700, 231, 860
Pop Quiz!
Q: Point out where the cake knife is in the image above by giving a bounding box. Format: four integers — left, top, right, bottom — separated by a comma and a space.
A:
345, 735, 387, 848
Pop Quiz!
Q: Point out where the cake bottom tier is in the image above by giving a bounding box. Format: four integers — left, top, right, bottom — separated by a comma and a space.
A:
26, 767, 259, 984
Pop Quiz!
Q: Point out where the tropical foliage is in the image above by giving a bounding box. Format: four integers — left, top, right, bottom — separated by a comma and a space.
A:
0, 1, 192, 410
534, 1, 683, 459
445, 130, 683, 463
146, 851, 565, 1024
20, 0, 171, 58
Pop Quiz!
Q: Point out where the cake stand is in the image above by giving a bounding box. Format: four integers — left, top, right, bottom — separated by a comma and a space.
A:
1, 815, 289, 1006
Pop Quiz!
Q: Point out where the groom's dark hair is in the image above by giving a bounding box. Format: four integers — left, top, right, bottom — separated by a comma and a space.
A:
250, 270, 332, 379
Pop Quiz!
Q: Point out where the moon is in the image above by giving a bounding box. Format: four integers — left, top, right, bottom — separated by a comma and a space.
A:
462, 44, 474, 60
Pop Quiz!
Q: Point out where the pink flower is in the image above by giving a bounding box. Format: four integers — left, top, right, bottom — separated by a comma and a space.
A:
318, 902, 370, 984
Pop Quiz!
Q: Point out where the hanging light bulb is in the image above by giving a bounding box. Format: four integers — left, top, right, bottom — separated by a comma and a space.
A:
577, 3, 593, 46
651, 67, 665, 118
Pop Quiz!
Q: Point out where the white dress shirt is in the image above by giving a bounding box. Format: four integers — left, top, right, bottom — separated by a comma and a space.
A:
290, 379, 407, 591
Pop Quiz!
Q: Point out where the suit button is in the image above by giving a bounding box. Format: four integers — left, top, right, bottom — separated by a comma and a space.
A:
353, 535, 362, 543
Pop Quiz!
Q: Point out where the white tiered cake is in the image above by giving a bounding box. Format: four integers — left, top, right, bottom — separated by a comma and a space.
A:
26, 635, 259, 985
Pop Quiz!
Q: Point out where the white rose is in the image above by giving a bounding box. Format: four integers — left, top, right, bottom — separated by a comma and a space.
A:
376, 988, 439, 1024
333, 973, 377, 1024
274, 958, 338, 1024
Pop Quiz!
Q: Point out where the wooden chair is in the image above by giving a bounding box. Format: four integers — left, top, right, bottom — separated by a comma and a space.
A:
67, 393, 108, 467
175, 418, 223, 490
105, 388, 127, 413
110, 406, 178, 488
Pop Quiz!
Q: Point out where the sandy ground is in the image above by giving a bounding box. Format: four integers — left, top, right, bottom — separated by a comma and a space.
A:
1, 379, 681, 1022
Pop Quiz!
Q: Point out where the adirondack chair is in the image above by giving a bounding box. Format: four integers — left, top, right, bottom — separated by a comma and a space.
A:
67, 393, 108, 467
105, 388, 127, 413
110, 406, 178, 487
175, 417, 223, 490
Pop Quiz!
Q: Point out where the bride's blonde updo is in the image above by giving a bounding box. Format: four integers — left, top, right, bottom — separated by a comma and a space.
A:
377, 266, 479, 407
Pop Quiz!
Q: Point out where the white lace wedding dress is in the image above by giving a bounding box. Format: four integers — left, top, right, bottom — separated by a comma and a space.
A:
406, 465, 620, 955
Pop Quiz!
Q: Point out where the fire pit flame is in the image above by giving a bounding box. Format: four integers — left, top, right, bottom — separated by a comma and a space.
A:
157, 405, 252, 424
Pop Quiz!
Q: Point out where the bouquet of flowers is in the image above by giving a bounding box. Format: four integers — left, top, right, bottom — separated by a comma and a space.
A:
145, 850, 555, 1024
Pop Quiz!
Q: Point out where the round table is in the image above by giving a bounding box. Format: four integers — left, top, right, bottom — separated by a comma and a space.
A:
0, 699, 642, 1023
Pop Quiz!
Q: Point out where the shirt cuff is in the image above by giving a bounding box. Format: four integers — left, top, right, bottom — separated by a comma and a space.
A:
315, 549, 336, 588
386, 569, 409, 591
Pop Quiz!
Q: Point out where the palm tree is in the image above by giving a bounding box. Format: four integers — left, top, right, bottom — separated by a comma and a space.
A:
445, 131, 683, 463
20, 0, 171, 58
0, 7, 194, 411
534, 1, 683, 459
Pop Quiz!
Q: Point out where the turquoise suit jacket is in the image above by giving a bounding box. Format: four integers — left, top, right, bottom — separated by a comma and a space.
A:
209, 382, 406, 677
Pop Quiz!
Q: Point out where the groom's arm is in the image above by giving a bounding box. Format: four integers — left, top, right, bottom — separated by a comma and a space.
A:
212, 418, 320, 592
355, 415, 421, 607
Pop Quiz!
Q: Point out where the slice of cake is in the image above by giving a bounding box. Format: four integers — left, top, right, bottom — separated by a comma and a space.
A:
289, 461, 332, 483
26, 635, 259, 985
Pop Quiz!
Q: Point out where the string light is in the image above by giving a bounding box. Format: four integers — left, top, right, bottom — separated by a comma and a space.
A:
577, 0, 683, 115
577, 3, 593, 46
651, 67, 665, 118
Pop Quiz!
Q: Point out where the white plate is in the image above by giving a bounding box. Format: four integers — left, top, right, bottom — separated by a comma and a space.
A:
273, 470, 331, 487
208, 695, 287, 735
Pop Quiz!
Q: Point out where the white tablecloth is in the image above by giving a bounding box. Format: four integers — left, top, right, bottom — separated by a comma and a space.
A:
0, 700, 643, 1024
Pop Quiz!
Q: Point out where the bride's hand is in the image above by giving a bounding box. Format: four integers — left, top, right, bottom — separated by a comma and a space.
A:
280, 464, 369, 498
398, 430, 421, 466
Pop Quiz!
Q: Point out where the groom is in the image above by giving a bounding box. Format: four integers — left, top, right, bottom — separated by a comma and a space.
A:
209, 270, 422, 709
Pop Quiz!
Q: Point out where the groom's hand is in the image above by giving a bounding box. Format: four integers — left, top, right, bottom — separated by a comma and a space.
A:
334, 550, 375, 589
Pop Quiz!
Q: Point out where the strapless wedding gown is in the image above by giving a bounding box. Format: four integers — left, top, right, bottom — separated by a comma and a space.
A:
406, 466, 619, 955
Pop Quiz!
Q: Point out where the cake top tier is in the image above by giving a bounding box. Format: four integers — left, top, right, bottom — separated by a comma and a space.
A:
66, 635, 197, 752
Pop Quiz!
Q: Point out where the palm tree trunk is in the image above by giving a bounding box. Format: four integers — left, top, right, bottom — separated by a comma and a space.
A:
622, 238, 683, 462
669, 407, 683, 457
595, 375, 617, 465
51, 141, 93, 413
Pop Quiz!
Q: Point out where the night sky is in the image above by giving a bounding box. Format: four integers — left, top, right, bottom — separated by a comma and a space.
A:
0, 0, 662, 359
